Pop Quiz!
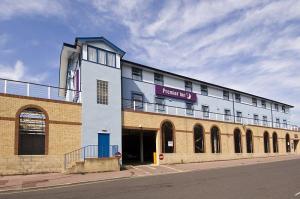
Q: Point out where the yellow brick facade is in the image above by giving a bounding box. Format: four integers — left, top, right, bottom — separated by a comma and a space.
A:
0, 94, 82, 175
123, 110, 300, 164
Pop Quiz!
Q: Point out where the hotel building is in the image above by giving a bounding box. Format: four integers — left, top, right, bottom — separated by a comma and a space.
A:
0, 36, 299, 174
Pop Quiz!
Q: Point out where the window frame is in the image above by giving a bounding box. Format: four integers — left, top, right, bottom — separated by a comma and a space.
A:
200, 85, 208, 96
87, 45, 117, 68
154, 73, 164, 86
261, 100, 266, 109
252, 98, 257, 107
223, 90, 230, 100
186, 102, 194, 116
132, 92, 144, 110
155, 97, 165, 112
97, 80, 109, 105
185, 81, 193, 92
132, 67, 143, 81
224, 109, 231, 121
235, 93, 241, 103
236, 111, 242, 123
202, 105, 209, 118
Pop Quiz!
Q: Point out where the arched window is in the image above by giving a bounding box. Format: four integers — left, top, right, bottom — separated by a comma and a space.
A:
272, 132, 279, 153
286, 134, 291, 153
246, 130, 253, 153
194, 125, 205, 153
263, 131, 270, 153
161, 121, 174, 153
18, 107, 47, 155
211, 126, 221, 153
234, 128, 242, 153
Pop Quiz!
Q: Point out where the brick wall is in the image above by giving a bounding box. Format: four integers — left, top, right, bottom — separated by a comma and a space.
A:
0, 94, 82, 175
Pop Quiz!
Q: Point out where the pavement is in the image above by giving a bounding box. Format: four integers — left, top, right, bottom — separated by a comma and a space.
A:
0, 154, 299, 195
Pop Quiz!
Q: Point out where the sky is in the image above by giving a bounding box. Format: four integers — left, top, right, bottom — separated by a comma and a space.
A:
0, 0, 299, 125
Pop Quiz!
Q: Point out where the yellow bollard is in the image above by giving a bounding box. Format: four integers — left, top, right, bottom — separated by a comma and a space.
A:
153, 152, 157, 165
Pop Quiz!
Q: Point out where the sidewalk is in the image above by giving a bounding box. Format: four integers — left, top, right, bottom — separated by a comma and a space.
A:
0, 154, 299, 193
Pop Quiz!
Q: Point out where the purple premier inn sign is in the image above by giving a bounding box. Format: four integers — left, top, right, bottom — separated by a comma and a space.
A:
155, 85, 197, 102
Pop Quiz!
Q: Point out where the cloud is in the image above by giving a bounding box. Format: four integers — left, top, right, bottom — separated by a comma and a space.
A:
88, 0, 300, 125
0, 0, 66, 21
0, 60, 47, 83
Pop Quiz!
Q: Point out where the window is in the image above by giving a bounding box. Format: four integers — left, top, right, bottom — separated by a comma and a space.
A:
246, 130, 253, 153
235, 93, 241, 103
253, 114, 259, 125
252, 98, 257, 106
154, 73, 164, 85
155, 97, 165, 112
273, 132, 279, 153
98, 49, 106, 65
283, 119, 287, 128
264, 132, 270, 153
201, 85, 208, 96
282, 105, 286, 113
185, 81, 192, 92
224, 109, 231, 121
161, 121, 174, 153
107, 52, 116, 67
202, 105, 209, 118
97, 80, 108, 105
286, 134, 291, 152
223, 91, 229, 100
263, 116, 268, 126
275, 104, 279, 111
132, 93, 143, 110
132, 67, 142, 81
87, 46, 116, 67
87, 46, 97, 62
275, 118, 280, 128
261, 100, 266, 109
236, 111, 242, 123
186, 102, 194, 116
194, 125, 205, 153
211, 126, 221, 153
234, 129, 242, 153
18, 107, 46, 155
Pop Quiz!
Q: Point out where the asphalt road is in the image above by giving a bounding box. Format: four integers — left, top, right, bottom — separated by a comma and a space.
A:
1, 159, 300, 199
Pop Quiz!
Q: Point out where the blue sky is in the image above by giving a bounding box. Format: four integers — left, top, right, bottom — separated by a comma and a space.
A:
0, 0, 299, 125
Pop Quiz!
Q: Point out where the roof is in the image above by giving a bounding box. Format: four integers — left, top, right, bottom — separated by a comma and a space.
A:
121, 59, 294, 108
75, 36, 126, 57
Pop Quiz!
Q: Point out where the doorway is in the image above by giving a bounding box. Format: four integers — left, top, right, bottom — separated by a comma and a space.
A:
122, 129, 156, 164
294, 139, 299, 152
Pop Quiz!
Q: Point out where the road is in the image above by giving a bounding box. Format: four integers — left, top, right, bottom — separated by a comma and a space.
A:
1, 159, 300, 199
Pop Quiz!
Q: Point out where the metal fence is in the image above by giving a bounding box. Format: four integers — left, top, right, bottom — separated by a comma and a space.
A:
64, 145, 119, 169
122, 99, 300, 131
0, 78, 81, 103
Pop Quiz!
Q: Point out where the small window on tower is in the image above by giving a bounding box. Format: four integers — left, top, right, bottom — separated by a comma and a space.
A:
97, 80, 108, 105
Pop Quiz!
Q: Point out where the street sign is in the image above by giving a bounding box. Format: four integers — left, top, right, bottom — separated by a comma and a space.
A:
159, 154, 164, 160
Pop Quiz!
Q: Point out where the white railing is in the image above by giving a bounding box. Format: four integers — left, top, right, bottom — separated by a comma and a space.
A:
122, 99, 300, 132
0, 78, 81, 103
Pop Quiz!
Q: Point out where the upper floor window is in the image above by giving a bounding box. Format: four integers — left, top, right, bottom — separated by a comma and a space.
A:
275, 104, 279, 111
132, 93, 143, 110
224, 109, 231, 121
261, 100, 266, 109
87, 46, 97, 62
186, 102, 194, 116
97, 80, 108, 105
154, 73, 164, 85
155, 97, 165, 112
200, 85, 208, 96
223, 91, 229, 100
275, 118, 280, 128
87, 46, 116, 67
236, 111, 242, 123
252, 98, 257, 107
202, 105, 209, 118
253, 114, 259, 125
282, 105, 286, 113
185, 81, 192, 92
263, 116, 268, 126
132, 67, 142, 81
235, 93, 241, 103
283, 119, 287, 128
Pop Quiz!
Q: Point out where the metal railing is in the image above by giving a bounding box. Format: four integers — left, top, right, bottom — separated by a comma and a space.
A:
122, 99, 300, 131
0, 78, 81, 103
64, 145, 119, 169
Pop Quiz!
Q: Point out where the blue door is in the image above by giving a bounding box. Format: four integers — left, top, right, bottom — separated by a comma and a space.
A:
98, 133, 110, 158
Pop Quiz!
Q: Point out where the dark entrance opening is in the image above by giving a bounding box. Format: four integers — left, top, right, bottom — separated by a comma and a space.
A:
122, 129, 156, 164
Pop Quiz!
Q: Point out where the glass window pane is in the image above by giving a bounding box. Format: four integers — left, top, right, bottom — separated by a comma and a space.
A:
98, 50, 106, 65
88, 47, 97, 62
